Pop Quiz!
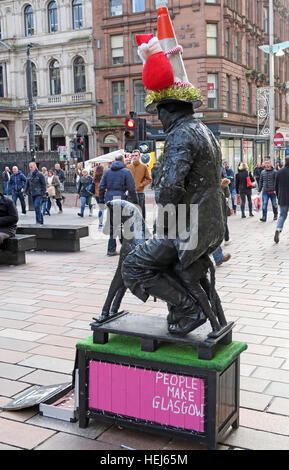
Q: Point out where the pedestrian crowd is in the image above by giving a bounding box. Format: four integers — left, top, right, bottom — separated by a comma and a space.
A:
1, 154, 289, 264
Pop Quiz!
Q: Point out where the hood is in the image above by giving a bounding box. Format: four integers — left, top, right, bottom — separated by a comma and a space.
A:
110, 161, 125, 171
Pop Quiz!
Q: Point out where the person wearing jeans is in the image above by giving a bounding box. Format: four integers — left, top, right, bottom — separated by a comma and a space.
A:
235, 162, 254, 218
274, 156, 289, 243
10, 166, 27, 215
258, 160, 278, 222
77, 169, 94, 218
25, 162, 46, 225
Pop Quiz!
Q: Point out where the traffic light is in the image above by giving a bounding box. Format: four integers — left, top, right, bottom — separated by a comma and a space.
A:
124, 114, 139, 152
77, 136, 84, 151
76, 136, 85, 162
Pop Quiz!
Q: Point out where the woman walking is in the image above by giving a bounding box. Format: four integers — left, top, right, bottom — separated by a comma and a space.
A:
236, 162, 255, 218
93, 166, 104, 228
46, 169, 63, 215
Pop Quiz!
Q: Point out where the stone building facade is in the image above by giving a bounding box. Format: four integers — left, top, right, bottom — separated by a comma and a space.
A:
0, 0, 96, 160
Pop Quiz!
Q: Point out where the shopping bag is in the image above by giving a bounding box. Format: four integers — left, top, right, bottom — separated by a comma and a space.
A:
252, 194, 261, 211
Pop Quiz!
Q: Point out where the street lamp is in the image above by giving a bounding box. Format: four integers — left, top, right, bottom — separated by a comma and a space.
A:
258, 0, 289, 163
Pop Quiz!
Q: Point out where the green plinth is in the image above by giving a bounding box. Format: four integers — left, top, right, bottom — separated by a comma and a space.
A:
76, 334, 247, 371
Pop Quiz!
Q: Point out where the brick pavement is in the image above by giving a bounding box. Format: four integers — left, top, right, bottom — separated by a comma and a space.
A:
0, 199, 289, 450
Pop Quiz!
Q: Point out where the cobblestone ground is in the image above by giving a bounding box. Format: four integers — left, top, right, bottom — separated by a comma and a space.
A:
0, 195, 289, 450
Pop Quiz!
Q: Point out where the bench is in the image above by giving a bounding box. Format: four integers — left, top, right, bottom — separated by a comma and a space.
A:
0, 234, 36, 265
16, 225, 89, 252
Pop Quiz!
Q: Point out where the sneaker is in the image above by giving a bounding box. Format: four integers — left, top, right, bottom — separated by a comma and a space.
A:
224, 240, 231, 246
260, 218, 266, 222
107, 251, 119, 256
77, 213, 84, 218
274, 230, 280, 244
242, 215, 246, 218
249, 213, 254, 217
58, 210, 63, 214
98, 224, 103, 229
273, 215, 278, 221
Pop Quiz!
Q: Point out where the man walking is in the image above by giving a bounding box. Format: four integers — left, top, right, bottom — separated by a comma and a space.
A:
127, 149, 152, 222
2, 167, 11, 195
55, 163, 66, 203
222, 160, 236, 213
258, 160, 278, 222
274, 156, 289, 243
99, 154, 137, 256
10, 166, 27, 215
25, 162, 46, 225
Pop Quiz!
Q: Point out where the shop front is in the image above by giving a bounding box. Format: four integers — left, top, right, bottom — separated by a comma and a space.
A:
207, 124, 269, 173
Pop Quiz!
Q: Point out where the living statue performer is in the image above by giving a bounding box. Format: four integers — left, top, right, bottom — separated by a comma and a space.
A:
121, 4, 227, 336
95, 199, 227, 336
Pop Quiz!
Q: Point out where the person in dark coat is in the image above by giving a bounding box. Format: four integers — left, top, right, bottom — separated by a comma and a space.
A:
0, 192, 18, 245
25, 162, 46, 225
150, 162, 161, 190
77, 169, 94, 218
274, 156, 289, 243
122, 100, 226, 335
253, 162, 263, 189
222, 160, 236, 213
235, 162, 255, 218
99, 155, 138, 255
9, 166, 27, 215
258, 160, 278, 222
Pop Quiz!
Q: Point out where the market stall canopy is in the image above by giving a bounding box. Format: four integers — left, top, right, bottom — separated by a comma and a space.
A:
85, 149, 125, 170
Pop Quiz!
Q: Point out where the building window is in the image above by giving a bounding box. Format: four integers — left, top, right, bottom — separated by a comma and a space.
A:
225, 28, 230, 59
72, 0, 83, 29
73, 56, 86, 93
132, 32, 144, 64
207, 74, 218, 109
110, 0, 122, 16
226, 75, 231, 110
247, 82, 252, 115
112, 81, 125, 115
132, 0, 145, 13
264, 7, 269, 34
31, 62, 37, 97
49, 60, 61, 95
207, 24, 218, 56
134, 79, 146, 113
246, 40, 251, 68
236, 78, 240, 112
235, 33, 239, 62
0, 65, 4, 97
48, 1, 58, 33
24, 5, 34, 37
111, 35, 124, 65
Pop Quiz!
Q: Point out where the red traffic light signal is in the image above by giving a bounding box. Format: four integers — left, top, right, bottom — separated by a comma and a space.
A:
125, 118, 135, 128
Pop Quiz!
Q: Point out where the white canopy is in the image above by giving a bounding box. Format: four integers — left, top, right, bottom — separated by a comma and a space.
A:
85, 149, 125, 170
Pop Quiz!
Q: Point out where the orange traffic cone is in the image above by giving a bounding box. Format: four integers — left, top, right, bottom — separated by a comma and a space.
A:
157, 2, 189, 85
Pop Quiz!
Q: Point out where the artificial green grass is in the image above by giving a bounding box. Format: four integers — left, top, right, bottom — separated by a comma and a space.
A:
76, 334, 247, 372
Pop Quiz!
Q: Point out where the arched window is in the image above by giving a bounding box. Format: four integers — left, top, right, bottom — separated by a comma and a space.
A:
73, 57, 86, 93
31, 62, 37, 97
49, 60, 61, 95
24, 5, 34, 36
72, 0, 83, 29
48, 1, 58, 33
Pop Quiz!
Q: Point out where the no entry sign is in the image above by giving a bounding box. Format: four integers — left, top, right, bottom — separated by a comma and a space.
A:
274, 133, 285, 147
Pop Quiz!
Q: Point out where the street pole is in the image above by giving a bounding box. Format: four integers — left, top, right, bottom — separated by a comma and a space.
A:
26, 43, 35, 211
269, 0, 275, 163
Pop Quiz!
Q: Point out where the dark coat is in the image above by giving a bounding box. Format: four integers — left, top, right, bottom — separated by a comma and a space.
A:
155, 112, 226, 269
98, 161, 138, 204
55, 168, 65, 183
0, 193, 18, 237
77, 175, 93, 197
25, 169, 46, 198
254, 166, 263, 181
276, 165, 289, 206
9, 171, 26, 192
235, 169, 254, 194
2, 170, 10, 182
224, 166, 235, 191
259, 168, 277, 192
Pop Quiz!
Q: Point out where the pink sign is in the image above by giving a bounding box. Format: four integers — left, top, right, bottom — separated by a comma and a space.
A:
89, 361, 205, 432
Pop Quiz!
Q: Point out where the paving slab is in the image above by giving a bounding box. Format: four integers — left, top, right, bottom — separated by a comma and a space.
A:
0, 378, 31, 397
221, 426, 289, 450
0, 417, 56, 450
18, 369, 71, 386
35, 432, 122, 450
0, 362, 34, 380
18, 355, 74, 375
